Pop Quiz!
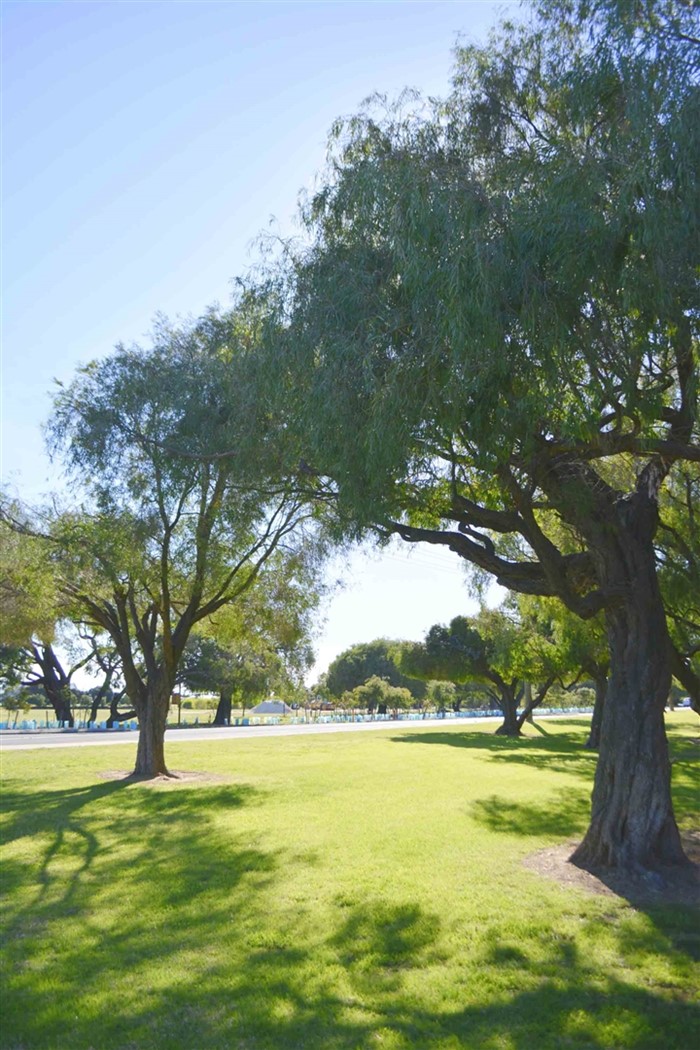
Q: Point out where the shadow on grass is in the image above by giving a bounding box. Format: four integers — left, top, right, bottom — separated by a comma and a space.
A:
390, 725, 599, 780
7, 895, 697, 1050
0, 778, 270, 942
2, 753, 699, 1049
330, 901, 443, 994
393, 723, 699, 957
471, 792, 591, 839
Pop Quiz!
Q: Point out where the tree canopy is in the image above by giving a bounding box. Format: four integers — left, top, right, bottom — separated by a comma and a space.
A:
398, 605, 563, 735
0, 513, 60, 647
324, 638, 425, 700
180, 544, 325, 723
40, 307, 321, 775
260, 0, 699, 874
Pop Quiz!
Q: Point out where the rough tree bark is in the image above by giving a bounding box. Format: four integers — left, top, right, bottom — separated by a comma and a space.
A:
133, 685, 172, 777
494, 681, 522, 737
32, 645, 74, 727
571, 496, 687, 873
584, 673, 607, 751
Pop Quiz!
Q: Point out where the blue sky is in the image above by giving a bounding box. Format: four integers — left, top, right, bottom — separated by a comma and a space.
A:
2, 0, 511, 677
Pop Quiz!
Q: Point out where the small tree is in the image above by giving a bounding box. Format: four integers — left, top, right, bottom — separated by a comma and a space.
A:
385, 684, 413, 718
352, 675, 391, 715
426, 680, 457, 715
45, 308, 317, 776
2, 689, 32, 727
399, 608, 557, 736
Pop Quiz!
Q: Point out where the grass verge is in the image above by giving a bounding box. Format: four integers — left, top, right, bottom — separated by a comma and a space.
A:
1, 714, 698, 1050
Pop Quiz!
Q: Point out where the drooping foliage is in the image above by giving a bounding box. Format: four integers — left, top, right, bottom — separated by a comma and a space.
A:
658, 466, 700, 710
260, 0, 699, 872
0, 512, 60, 646
43, 305, 321, 775
179, 545, 325, 722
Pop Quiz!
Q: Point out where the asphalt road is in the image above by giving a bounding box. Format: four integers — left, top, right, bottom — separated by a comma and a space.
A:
0, 715, 514, 751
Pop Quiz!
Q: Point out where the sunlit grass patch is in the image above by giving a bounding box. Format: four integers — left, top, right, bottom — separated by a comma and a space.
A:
1, 714, 698, 1049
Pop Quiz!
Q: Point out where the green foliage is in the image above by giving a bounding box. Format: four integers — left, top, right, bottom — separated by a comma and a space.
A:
179, 636, 283, 708
384, 683, 413, 712
41, 306, 320, 763
426, 680, 457, 713
658, 466, 700, 689
0, 513, 60, 646
325, 638, 425, 699
257, 0, 697, 860
398, 606, 560, 692
0, 646, 35, 692
351, 674, 390, 712
261, 0, 698, 622
1, 690, 32, 719
518, 592, 608, 681
336, 675, 414, 715
400, 617, 493, 686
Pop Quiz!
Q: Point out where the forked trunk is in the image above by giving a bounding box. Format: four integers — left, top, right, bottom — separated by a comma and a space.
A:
517, 677, 555, 731
43, 684, 74, 726
56, 695, 74, 728
571, 527, 687, 874
133, 689, 171, 777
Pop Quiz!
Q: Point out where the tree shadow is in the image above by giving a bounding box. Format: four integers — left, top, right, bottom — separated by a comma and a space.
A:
391, 726, 600, 781
330, 900, 443, 994
2, 778, 699, 1049
11, 895, 693, 1050
1, 778, 268, 946
471, 792, 591, 838
3, 739, 698, 1050
390, 721, 699, 787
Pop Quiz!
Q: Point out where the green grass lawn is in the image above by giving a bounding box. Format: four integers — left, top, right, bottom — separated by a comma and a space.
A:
1, 716, 698, 1050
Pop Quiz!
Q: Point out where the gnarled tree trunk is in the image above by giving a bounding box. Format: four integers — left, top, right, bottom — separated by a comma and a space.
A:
571, 512, 687, 874
584, 673, 607, 751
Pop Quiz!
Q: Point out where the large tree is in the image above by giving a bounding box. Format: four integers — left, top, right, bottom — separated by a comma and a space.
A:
265, 1, 699, 873
44, 309, 317, 776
